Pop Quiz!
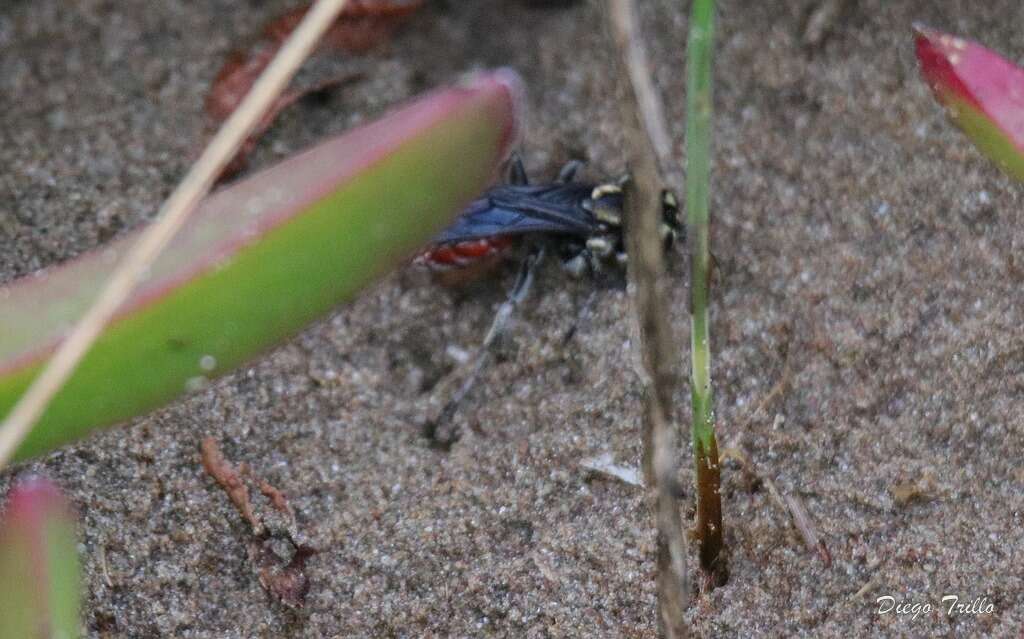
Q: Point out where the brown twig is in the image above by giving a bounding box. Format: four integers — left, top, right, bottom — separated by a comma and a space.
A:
802, 0, 851, 48
258, 478, 294, 516
742, 341, 792, 426
784, 493, 832, 567
201, 436, 315, 608
608, 0, 675, 176
216, 71, 366, 182
98, 544, 114, 588
606, 1, 689, 636
201, 437, 262, 534
721, 444, 831, 567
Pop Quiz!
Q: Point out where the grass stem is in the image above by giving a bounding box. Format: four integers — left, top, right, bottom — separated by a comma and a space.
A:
686, 0, 726, 582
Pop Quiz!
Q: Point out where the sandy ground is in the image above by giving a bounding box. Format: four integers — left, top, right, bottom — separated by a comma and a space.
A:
2, 0, 1023, 637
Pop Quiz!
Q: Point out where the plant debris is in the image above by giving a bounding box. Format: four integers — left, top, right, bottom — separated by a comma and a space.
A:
802, 0, 850, 48
200, 437, 316, 608
580, 452, 644, 487
721, 444, 831, 567
207, 1, 423, 181
890, 480, 932, 507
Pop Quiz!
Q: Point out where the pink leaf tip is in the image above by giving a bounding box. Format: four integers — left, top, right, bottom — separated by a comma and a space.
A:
914, 24, 1024, 181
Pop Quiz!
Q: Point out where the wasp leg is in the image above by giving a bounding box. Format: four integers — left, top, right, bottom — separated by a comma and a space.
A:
425, 246, 546, 448
508, 152, 530, 186
560, 288, 598, 346
556, 160, 585, 183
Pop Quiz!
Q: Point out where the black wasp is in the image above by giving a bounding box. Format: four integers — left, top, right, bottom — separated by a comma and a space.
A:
417, 154, 682, 447
417, 154, 681, 274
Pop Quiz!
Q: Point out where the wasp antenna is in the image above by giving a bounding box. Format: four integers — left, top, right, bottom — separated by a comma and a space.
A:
508, 152, 529, 185
556, 160, 585, 183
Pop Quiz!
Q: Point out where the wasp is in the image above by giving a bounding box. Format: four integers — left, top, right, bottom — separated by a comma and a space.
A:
417, 154, 681, 275
419, 154, 682, 447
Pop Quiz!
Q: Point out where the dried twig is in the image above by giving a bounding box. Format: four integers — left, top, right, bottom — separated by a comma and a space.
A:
201, 436, 315, 608
742, 338, 792, 426
201, 437, 263, 534
97, 544, 114, 588
851, 566, 885, 600
607, 1, 689, 636
721, 444, 831, 566
0, 0, 352, 469
802, 0, 851, 48
259, 478, 295, 516
216, 71, 366, 182
784, 493, 832, 567
608, 1, 675, 176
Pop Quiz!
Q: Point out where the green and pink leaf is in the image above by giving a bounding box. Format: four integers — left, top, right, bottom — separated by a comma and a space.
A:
1, 70, 522, 461
0, 478, 80, 638
915, 24, 1024, 181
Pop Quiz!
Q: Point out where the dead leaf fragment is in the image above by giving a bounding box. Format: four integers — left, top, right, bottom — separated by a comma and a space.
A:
201, 436, 316, 608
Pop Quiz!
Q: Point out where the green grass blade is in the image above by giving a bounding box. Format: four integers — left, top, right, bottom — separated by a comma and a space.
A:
687, 0, 714, 451
0, 71, 522, 461
686, 0, 725, 580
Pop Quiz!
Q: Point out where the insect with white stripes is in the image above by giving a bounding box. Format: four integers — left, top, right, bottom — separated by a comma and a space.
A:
419, 154, 681, 447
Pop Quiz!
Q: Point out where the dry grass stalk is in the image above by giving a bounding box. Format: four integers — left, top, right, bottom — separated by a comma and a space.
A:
607, 0, 690, 635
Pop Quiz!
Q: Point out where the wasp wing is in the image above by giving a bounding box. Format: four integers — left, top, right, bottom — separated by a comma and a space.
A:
432, 184, 597, 246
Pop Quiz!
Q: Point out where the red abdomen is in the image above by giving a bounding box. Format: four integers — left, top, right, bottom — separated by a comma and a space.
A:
416, 236, 514, 270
